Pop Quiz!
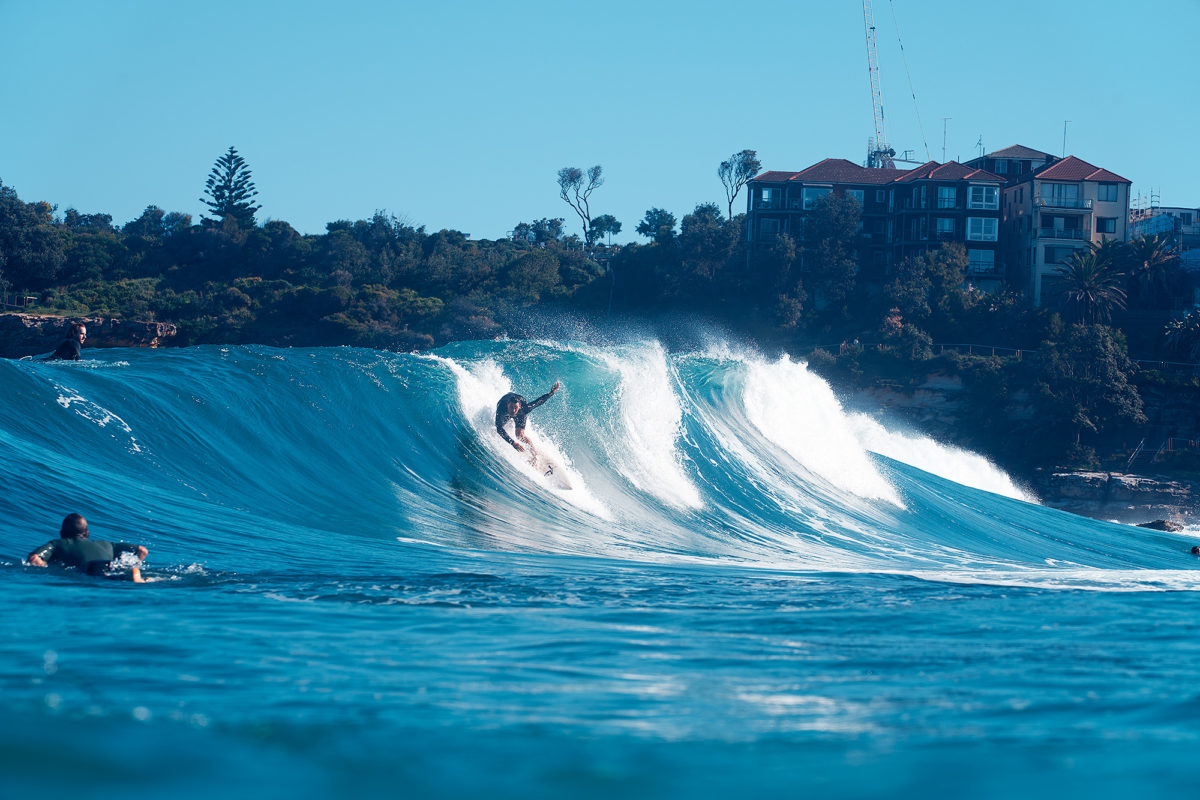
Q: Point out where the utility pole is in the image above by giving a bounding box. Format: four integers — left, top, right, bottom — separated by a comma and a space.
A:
1062, 120, 1071, 157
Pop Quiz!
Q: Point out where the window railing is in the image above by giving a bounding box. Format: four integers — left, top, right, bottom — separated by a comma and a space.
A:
1037, 227, 1089, 240
1036, 196, 1092, 209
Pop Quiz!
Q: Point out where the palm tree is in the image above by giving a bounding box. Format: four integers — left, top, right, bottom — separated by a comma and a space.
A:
1128, 233, 1180, 307
1088, 236, 1129, 269
1164, 309, 1200, 361
1054, 250, 1127, 325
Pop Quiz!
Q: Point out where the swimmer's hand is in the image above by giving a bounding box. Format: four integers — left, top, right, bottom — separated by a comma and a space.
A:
513, 441, 525, 452
131, 566, 146, 584
136, 546, 148, 561
550, 381, 560, 394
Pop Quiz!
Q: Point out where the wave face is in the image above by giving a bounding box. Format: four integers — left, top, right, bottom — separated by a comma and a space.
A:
3, 340, 1200, 798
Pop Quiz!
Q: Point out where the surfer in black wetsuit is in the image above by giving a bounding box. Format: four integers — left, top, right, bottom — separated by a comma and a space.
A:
27, 513, 148, 583
44, 322, 87, 361
495, 382, 560, 454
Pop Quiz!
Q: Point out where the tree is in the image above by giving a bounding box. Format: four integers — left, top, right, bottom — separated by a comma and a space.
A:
1034, 323, 1146, 462
0, 181, 66, 288
556, 165, 603, 248
590, 214, 622, 245
512, 217, 564, 245
636, 208, 676, 245
1164, 309, 1200, 361
1127, 233, 1180, 308
678, 203, 736, 295
1054, 250, 1126, 325
803, 193, 861, 311
718, 149, 761, 220
201, 146, 262, 229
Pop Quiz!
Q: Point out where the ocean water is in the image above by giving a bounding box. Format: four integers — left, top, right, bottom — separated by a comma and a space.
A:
3, 339, 1199, 798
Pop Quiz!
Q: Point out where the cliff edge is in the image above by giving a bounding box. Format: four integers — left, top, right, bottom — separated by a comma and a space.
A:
0, 313, 177, 358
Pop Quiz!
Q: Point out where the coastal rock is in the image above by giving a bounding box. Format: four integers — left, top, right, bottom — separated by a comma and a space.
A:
1136, 519, 1184, 532
1034, 470, 1197, 524
0, 313, 177, 358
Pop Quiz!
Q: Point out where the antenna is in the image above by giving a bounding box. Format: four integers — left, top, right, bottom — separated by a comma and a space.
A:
975, 135, 984, 158
1062, 120, 1071, 157
941, 117, 950, 162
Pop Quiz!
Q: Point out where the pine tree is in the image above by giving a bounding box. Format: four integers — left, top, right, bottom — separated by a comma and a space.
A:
201, 146, 262, 228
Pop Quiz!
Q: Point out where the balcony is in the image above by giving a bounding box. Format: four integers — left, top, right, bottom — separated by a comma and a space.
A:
1037, 227, 1089, 241
1036, 195, 1093, 210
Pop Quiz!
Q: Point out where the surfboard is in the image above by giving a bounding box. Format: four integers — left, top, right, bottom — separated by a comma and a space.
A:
531, 452, 573, 490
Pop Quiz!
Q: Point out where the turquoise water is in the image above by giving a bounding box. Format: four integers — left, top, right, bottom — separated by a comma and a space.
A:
3, 340, 1199, 798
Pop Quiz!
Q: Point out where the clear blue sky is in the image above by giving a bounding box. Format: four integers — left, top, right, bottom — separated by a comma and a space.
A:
2, 0, 1196, 242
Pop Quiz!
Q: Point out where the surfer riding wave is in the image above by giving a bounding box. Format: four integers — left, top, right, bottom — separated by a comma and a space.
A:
495, 382, 560, 459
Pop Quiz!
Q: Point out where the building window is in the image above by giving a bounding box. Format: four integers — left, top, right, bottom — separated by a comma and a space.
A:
1044, 245, 1077, 264
968, 185, 1000, 209
845, 189, 865, 206
876, 190, 885, 203
967, 217, 998, 241
1039, 182, 1080, 206
803, 187, 831, 210
994, 160, 1008, 174
1097, 183, 1117, 202
937, 186, 956, 209
936, 217, 955, 236
967, 249, 995, 274
759, 218, 780, 237
759, 187, 775, 208
1097, 217, 1116, 234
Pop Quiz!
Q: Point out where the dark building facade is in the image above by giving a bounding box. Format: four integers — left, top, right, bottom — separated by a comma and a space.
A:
747, 158, 1004, 289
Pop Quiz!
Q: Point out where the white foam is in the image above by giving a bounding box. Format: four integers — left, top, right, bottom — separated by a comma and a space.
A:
598, 343, 703, 510
847, 412, 1037, 502
743, 356, 903, 505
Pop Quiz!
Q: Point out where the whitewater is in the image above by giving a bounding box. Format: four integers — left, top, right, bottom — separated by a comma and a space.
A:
3, 339, 1199, 798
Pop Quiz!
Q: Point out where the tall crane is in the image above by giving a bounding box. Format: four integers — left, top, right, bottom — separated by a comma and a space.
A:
862, 0, 895, 168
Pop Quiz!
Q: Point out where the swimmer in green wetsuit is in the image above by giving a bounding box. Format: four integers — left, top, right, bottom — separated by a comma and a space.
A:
27, 514, 149, 583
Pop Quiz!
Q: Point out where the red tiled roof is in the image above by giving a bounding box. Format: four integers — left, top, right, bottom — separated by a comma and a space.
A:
985, 144, 1055, 160
1034, 155, 1130, 183
752, 157, 1003, 187
754, 170, 801, 182
897, 161, 1002, 183
894, 161, 1003, 183
791, 158, 906, 185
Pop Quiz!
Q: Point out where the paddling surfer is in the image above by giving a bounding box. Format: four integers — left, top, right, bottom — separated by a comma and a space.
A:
43, 322, 87, 361
27, 513, 149, 583
495, 382, 560, 457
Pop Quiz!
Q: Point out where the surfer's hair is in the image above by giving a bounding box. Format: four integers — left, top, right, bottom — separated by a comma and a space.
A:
60, 513, 89, 539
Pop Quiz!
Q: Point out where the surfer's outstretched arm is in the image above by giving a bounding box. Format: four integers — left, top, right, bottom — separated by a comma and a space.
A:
524, 382, 560, 412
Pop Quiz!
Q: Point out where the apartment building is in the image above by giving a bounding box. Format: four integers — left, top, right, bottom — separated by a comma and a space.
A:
746, 158, 1003, 287
1131, 205, 1200, 272
888, 161, 1005, 291
1000, 155, 1132, 306
747, 159, 903, 278
965, 144, 1058, 183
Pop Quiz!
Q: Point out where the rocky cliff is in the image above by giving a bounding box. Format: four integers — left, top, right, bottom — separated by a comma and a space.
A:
1031, 470, 1198, 525
0, 313, 177, 358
